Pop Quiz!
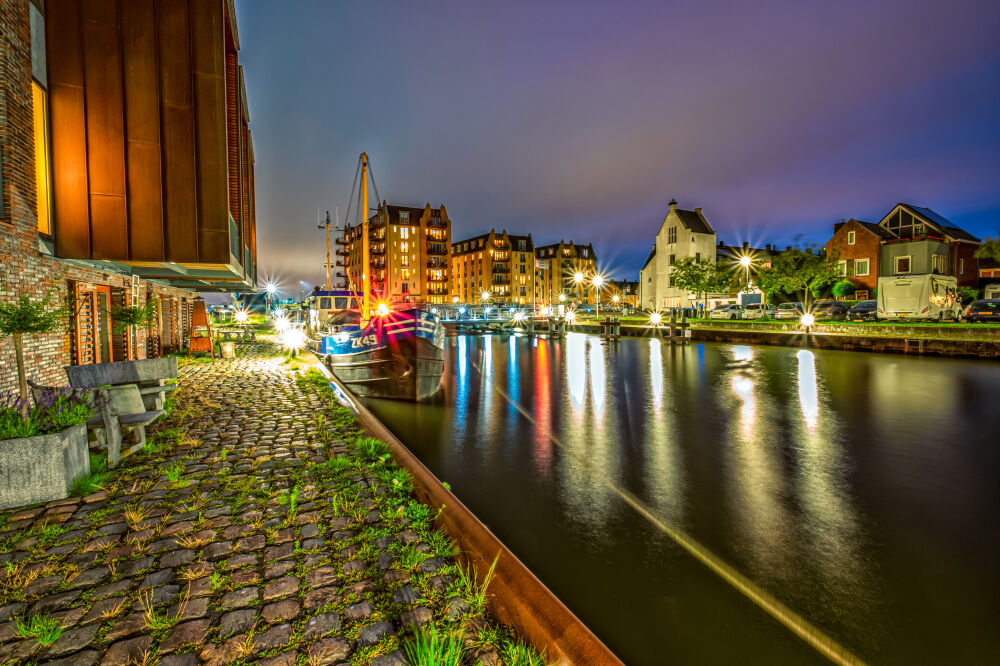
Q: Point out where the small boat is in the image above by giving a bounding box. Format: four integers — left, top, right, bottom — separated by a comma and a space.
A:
314, 306, 444, 401
309, 153, 445, 401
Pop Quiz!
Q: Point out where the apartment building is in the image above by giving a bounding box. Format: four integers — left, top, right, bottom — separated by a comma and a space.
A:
534, 240, 598, 305
0, 0, 256, 392
450, 230, 534, 305
341, 203, 451, 304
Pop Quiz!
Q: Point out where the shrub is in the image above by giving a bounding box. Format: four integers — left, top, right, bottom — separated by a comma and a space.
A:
0, 388, 97, 440
831, 280, 857, 299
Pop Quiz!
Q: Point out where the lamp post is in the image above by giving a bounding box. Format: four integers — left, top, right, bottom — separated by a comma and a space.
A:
480, 290, 491, 319
264, 281, 278, 321
739, 255, 751, 287
592, 274, 605, 318
573, 271, 584, 306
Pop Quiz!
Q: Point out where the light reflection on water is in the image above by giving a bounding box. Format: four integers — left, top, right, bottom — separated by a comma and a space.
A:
365, 336, 1000, 665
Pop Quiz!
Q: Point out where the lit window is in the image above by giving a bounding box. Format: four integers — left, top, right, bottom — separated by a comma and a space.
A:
400, 227, 409, 239
32, 82, 52, 235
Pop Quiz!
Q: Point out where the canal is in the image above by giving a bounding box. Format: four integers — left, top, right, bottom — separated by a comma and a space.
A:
363, 334, 999, 665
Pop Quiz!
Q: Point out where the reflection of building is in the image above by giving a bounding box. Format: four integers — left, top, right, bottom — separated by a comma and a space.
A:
534, 240, 597, 305
639, 201, 716, 309
876, 204, 980, 288
0, 0, 256, 392
341, 203, 451, 304
822, 220, 892, 299
450, 229, 534, 305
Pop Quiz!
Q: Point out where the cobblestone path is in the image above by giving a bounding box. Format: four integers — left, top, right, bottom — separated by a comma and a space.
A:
0, 347, 518, 665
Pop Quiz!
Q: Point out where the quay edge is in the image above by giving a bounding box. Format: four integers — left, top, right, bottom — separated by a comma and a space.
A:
304, 355, 626, 666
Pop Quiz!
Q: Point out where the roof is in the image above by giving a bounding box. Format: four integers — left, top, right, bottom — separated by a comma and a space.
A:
856, 220, 897, 240
675, 208, 714, 235
641, 246, 656, 270
899, 204, 980, 242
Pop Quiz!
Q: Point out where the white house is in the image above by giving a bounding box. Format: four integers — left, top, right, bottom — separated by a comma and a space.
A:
639, 200, 717, 309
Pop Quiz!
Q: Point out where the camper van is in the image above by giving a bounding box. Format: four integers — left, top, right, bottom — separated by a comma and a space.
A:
984, 283, 1000, 300
876, 275, 962, 322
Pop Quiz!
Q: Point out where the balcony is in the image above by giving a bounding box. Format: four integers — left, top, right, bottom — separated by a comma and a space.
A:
427, 259, 448, 269
492, 276, 511, 285
336, 237, 349, 246
427, 288, 448, 296
492, 266, 511, 274
428, 275, 447, 283
427, 244, 448, 256
336, 248, 349, 257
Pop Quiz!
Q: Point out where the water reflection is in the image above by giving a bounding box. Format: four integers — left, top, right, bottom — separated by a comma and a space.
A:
367, 336, 1000, 665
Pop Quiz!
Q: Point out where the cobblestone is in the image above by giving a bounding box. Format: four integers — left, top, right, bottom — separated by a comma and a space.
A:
0, 347, 522, 664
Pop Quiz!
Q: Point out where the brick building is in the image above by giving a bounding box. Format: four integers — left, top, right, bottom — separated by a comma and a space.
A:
341, 203, 451, 305
534, 240, 598, 306
1, 0, 256, 393
876, 204, 980, 287
451, 229, 534, 305
823, 219, 893, 299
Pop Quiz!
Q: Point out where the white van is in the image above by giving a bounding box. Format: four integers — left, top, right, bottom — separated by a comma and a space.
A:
984, 283, 1000, 300
877, 275, 962, 322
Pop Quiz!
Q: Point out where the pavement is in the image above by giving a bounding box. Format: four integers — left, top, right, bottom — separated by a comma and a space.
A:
0, 345, 511, 665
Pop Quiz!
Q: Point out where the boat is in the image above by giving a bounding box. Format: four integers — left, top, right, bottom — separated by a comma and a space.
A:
309, 153, 445, 401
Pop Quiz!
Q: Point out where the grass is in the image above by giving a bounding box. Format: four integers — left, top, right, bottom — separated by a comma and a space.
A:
276, 485, 301, 517
452, 553, 500, 616
15, 613, 62, 646
163, 462, 184, 483
402, 626, 465, 666
501, 637, 548, 666
70, 453, 109, 496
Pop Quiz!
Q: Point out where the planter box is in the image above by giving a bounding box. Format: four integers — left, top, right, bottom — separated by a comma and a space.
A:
0, 424, 90, 510
64, 357, 178, 386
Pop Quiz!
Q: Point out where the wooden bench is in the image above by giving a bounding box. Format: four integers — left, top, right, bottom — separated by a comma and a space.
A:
28, 383, 164, 467
64, 358, 179, 411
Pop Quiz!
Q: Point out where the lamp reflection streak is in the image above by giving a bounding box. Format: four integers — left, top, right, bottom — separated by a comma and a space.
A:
798, 350, 819, 430
650, 339, 663, 408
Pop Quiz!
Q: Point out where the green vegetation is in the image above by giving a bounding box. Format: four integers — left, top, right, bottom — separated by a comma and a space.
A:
755, 246, 839, 308
15, 613, 62, 646
403, 626, 465, 666
0, 387, 96, 440
669, 258, 738, 309
70, 453, 109, 496
0, 291, 68, 403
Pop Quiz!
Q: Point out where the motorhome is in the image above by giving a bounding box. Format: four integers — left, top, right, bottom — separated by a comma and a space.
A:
984, 283, 1000, 300
876, 275, 962, 321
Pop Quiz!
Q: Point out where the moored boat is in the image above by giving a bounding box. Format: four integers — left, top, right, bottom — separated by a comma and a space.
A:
308, 153, 445, 401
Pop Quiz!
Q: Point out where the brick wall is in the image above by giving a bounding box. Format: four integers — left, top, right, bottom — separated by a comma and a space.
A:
0, 0, 196, 394
824, 220, 880, 293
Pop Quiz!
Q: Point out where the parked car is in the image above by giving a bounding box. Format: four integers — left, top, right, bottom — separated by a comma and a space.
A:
963, 299, 1000, 323
743, 303, 777, 320
847, 300, 878, 322
709, 304, 744, 320
773, 302, 804, 320
810, 300, 849, 321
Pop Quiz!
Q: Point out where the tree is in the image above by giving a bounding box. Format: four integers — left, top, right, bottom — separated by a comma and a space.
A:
831, 280, 857, 300
975, 236, 1000, 263
669, 258, 738, 312
755, 247, 839, 310
0, 293, 67, 403
110, 297, 158, 360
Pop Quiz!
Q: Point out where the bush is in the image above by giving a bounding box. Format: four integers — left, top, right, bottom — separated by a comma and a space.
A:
831, 280, 857, 299
958, 286, 979, 304
0, 388, 97, 440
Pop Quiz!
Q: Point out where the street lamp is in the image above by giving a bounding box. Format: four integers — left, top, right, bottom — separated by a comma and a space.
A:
558, 293, 566, 303
573, 272, 584, 302
264, 281, 278, 321
592, 274, 605, 318
739, 255, 752, 287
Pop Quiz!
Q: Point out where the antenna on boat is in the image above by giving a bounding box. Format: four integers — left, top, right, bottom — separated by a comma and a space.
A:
318, 209, 340, 292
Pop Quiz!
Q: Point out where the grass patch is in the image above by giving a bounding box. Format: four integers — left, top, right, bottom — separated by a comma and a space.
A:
403, 626, 464, 666
16, 613, 62, 646
71, 453, 109, 496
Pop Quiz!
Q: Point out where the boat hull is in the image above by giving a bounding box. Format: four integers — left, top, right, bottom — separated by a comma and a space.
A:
313, 308, 444, 401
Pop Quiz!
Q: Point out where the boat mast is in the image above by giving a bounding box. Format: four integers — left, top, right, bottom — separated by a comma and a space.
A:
360, 152, 371, 320
321, 210, 332, 291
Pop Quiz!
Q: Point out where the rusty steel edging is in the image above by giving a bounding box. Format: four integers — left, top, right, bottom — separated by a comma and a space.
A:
305, 357, 623, 666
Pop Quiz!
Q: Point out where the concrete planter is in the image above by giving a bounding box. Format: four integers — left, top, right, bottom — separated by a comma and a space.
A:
64, 357, 178, 386
0, 424, 90, 510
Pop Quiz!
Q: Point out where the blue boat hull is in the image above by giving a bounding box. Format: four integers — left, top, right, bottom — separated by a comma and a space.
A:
312, 308, 445, 401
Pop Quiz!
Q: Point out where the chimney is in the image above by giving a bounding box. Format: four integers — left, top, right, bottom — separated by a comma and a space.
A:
766, 243, 773, 252
786, 246, 792, 252
668, 199, 677, 211
742, 241, 749, 249
694, 207, 702, 215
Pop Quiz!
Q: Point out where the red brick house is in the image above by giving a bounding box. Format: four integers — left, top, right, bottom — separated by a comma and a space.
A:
1, 0, 256, 393
824, 219, 894, 299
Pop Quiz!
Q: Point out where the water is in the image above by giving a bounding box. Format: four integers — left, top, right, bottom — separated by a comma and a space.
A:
364, 334, 1000, 665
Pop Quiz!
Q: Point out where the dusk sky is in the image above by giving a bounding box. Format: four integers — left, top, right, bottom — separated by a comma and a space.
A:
235, 0, 1000, 295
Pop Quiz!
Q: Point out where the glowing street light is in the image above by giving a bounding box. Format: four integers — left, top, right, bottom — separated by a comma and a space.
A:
480, 290, 491, 302
375, 302, 391, 317
558, 293, 567, 303
274, 316, 290, 333
612, 294, 620, 305
592, 274, 605, 318
512, 310, 526, 324
282, 327, 306, 353
565, 310, 576, 323
650, 312, 663, 326
234, 309, 249, 324
458, 306, 466, 316
800, 313, 815, 328
739, 254, 752, 287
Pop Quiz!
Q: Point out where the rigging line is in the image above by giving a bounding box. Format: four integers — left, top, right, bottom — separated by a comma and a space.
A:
367, 158, 382, 207
468, 351, 867, 666
342, 157, 361, 230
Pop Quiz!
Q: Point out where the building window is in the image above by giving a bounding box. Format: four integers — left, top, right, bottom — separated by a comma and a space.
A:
669, 254, 675, 265
400, 227, 409, 239
895, 256, 911, 274
847, 230, 856, 245
958, 258, 964, 274
667, 227, 677, 244
32, 82, 52, 235
836, 260, 848, 277
931, 254, 946, 274
856, 290, 869, 300
855, 258, 870, 276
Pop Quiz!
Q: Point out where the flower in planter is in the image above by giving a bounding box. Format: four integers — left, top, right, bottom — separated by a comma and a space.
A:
0, 388, 102, 440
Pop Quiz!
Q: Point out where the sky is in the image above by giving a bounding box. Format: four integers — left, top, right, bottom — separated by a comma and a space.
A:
234, 0, 1000, 296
